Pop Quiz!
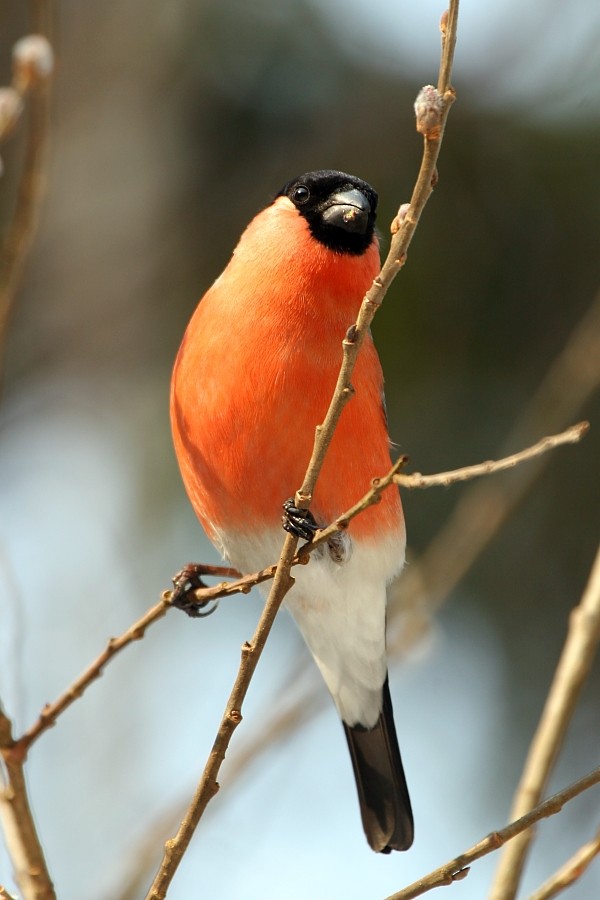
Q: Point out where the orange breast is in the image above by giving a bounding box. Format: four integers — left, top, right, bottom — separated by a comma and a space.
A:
171, 201, 403, 542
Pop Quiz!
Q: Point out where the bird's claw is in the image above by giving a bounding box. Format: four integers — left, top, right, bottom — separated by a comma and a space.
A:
282, 498, 320, 542
170, 563, 219, 618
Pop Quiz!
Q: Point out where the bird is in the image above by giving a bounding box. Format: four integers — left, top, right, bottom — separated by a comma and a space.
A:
170, 169, 414, 853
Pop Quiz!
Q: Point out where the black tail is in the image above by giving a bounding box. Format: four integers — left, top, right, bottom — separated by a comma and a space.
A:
342, 676, 413, 852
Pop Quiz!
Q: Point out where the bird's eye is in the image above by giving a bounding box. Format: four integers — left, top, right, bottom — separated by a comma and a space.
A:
292, 185, 310, 204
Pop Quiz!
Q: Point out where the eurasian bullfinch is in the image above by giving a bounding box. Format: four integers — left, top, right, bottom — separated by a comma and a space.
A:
170, 170, 413, 852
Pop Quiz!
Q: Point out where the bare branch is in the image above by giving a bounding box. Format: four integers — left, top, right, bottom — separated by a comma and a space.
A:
13, 417, 585, 764
303, 422, 587, 559
12, 596, 172, 760
383, 767, 600, 900
527, 827, 600, 900
0, 709, 55, 900
0, 886, 18, 900
388, 284, 600, 657
394, 422, 588, 489
489, 541, 600, 900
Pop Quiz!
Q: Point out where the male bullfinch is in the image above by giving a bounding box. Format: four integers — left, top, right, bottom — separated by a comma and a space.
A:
170, 170, 414, 852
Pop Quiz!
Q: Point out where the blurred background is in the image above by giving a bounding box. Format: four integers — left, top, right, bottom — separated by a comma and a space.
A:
1, 1, 599, 898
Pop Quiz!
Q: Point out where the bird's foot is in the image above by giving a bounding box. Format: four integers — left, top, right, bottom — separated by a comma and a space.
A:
282, 498, 320, 542
170, 563, 239, 618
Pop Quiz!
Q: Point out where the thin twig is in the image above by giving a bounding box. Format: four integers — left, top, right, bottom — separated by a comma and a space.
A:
109, 676, 323, 900
11, 597, 171, 759
394, 422, 588, 489
0, 709, 55, 900
14, 420, 586, 759
527, 827, 600, 900
387, 284, 600, 656
145, 5, 461, 896
145, 542, 298, 900
308, 422, 588, 556
488, 541, 600, 900
383, 767, 600, 900
0, 886, 18, 900
14, 420, 585, 765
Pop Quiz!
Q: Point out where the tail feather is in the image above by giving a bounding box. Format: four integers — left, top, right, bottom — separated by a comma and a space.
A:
342, 676, 414, 852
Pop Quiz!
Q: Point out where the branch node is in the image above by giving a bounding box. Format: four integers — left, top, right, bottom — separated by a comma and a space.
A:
414, 84, 444, 139
452, 867, 470, 882
391, 203, 411, 234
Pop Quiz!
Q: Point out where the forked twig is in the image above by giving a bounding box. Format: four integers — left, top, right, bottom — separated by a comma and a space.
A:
0, 710, 55, 900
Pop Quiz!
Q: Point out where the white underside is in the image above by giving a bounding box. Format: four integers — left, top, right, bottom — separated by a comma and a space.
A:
216, 526, 405, 728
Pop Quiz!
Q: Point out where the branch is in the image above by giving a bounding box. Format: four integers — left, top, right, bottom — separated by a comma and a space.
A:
14, 420, 586, 760
527, 827, 600, 900
301, 422, 588, 560
0, 887, 18, 900
145, 5, 461, 896
0, 708, 55, 900
488, 540, 600, 900
11, 596, 172, 760
387, 283, 600, 657
394, 422, 588, 489
296, 9, 457, 507
383, 767, 600, 900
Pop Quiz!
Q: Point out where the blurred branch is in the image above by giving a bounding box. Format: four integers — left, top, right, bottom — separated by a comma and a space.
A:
388, 283, 600, 655
0, 32, 54, 370
0, 707, 55, 900
527, 827, 600, 900
383, 766, 600, 900
0, 886, 18, 900
489, 541, 600, 900
145, 5, 461, 896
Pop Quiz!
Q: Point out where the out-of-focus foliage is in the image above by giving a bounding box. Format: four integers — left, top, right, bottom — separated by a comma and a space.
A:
0, 2, 599, 898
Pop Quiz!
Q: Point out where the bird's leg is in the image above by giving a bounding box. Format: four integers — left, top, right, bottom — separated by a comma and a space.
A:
282, 498, 321, 542
170, 562, 240, 618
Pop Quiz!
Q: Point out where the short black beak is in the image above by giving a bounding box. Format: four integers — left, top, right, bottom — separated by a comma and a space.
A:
321, 188, 371, 234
